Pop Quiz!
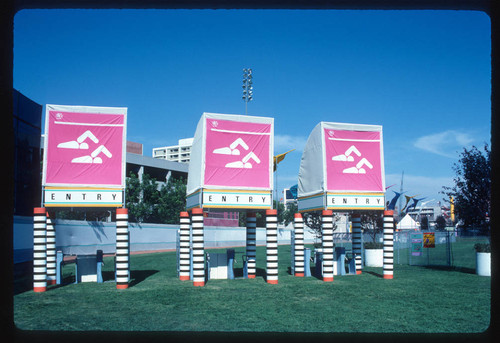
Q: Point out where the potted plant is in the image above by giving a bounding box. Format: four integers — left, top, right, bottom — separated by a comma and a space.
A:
475, 243, 491, 276
364, 241, 384, 267
361, 211, 384, 267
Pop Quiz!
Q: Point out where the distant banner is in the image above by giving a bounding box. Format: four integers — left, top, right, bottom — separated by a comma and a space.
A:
411, 232, 423, 256
423, 232, 435, 248
43, 105, 127, 188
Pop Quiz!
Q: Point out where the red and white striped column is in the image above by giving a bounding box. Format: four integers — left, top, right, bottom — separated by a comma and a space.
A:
33, 207, 47, 292
266, 209, 278, 284
45, 212, 57, 285
322, 210, 334, 282
179, 211, 191, 281
351, 213, 362, 274
294, 213, 305, 277
191, 208, 205, 287
383, 210, 394, 279
246, 212, 257, 279
116, 208, 130, 289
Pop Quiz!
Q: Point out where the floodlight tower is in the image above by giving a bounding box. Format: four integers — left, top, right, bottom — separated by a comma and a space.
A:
242, 68, 253, 115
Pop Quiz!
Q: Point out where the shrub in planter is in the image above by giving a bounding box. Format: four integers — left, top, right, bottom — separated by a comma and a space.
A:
364, 241, 383, 250
475, 243, 491, 277
363, 241, 383, 267
474, 243, 491, 253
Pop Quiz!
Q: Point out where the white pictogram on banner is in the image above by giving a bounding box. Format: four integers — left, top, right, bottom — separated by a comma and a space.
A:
332, 145, 361, 162
72, 145, 112, 164
57, 130, 99, 150
57, 130, 112, 164
213, 138, 249, 156
331, 145, 373, 174
225, 152, 261, 169
343, 157, 373, 174
212, 137, 261, 169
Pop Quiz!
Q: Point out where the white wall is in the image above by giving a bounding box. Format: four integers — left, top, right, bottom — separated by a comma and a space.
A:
14, 217, 319, 263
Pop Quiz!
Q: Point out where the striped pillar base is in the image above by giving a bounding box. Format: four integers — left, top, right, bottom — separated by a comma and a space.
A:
351, 213, 362, 275
322, 210, 334, 282
116, 208, 130, 289
33, 207, 47, 292
246, 212, 257, 279
46, 212, 57, 285
266, 209, 278, 284
383, 210, 394, 279
294, 213, 305, 277
191, 208, 205, 287
179, 212, 191, 281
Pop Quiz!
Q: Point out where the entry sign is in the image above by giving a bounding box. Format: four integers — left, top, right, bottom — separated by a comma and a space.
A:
44, 187, 123, 207
42, 104, 127, 207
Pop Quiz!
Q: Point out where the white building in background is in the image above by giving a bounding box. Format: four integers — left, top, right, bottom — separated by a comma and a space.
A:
153, 138, 193, 163
407, 202, 450, 223
282, 188, 297, 207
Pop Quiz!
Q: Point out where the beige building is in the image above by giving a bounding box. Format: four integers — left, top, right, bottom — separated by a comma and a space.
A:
153, 138, 193, 163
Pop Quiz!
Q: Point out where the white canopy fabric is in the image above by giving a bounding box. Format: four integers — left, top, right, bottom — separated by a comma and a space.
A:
397, 213, 420, 230
298, 122, 325, 198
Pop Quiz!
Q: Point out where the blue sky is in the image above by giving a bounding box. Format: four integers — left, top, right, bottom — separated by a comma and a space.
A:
13, 9, 491, 208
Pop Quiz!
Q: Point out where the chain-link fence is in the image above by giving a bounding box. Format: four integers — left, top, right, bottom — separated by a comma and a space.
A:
392, 231, 456, 266
310, 230, 488, 268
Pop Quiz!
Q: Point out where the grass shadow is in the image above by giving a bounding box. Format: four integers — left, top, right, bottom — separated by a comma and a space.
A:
14, 274, 77, 295
310, 266, 323, 280
454, 267, 476, 274
422, 264, 476, 274
256, 267, 267, 280
102, 270, 116, 282
13, 276, 33, 295
129, 269, 159, 287
13, 263, 33, 295
14, 261, 79, 294
365, 270, 383, 278
233, 267, 244, 278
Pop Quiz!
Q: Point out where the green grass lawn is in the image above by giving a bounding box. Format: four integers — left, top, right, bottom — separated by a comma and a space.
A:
13, 240, 490, 333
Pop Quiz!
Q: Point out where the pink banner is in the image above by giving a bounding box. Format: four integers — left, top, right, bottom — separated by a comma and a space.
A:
204, 118, 271, 189
44, 110, 125, 187
324, 128, 383, 192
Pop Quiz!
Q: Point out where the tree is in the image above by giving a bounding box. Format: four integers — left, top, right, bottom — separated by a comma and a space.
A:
360, 210, 383, 243
238, 202, 298, 228
420, 216, 429, 231
441, 144, 490, 232
239, 210, 265, 227
435, 215, 447, 231
156, 176, 187, 224
125, 172, 159, 223
303, 211, 339, 247
55, 208, 111, 221
282, 202, 298, 227
125, 172, 187, 223
303, 212, 323, 247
